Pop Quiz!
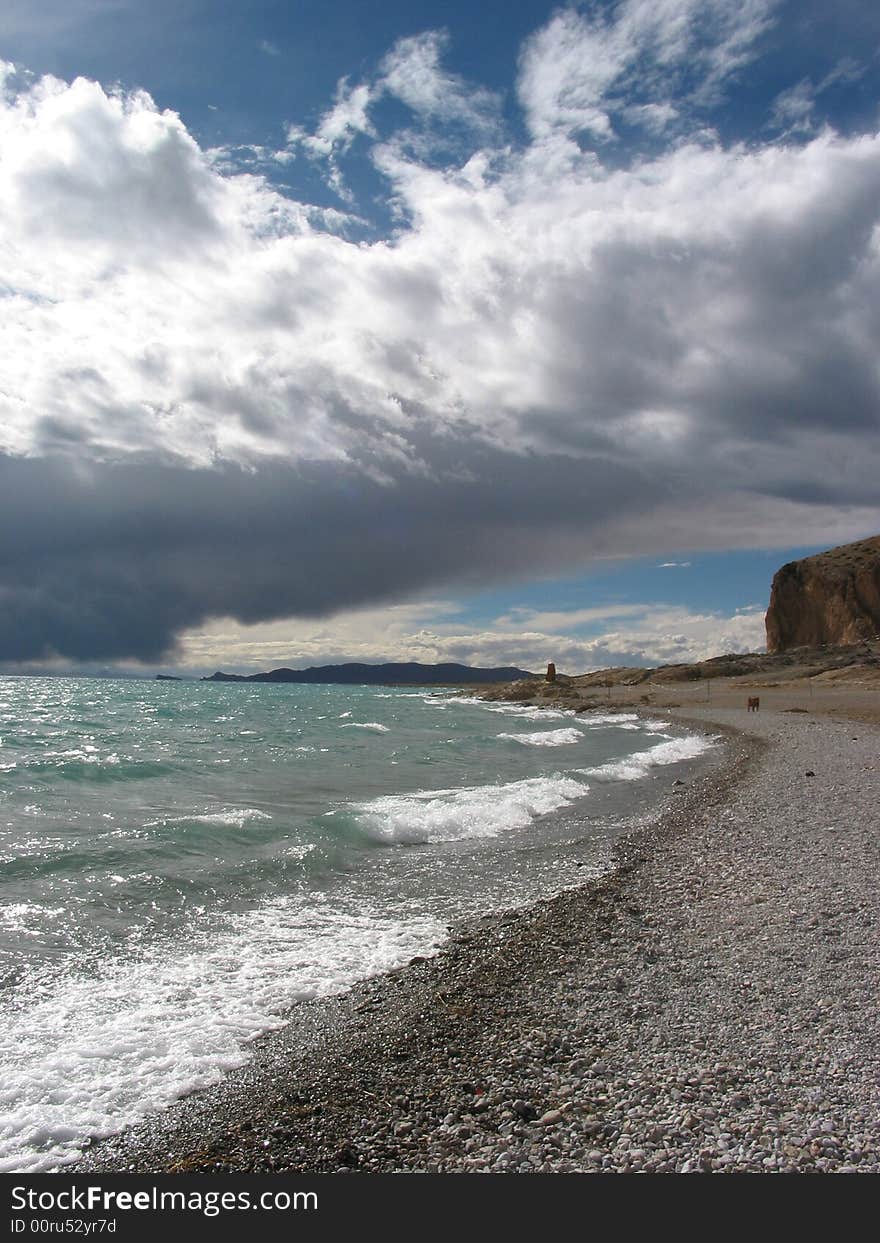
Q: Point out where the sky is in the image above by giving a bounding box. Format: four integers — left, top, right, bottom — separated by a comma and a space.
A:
1, 0, 879, 676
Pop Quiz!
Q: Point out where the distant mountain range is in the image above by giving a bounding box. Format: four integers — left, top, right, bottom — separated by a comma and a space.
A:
200, 662, 535, 685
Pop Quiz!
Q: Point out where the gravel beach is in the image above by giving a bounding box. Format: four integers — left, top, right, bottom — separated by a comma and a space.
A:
75, 704, 880, 1174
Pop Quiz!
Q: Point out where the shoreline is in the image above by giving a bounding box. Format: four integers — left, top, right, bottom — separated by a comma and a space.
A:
73, 702, 880, 1173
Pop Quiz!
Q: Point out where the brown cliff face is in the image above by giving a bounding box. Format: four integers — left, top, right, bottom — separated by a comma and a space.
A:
765, 535, 880, 652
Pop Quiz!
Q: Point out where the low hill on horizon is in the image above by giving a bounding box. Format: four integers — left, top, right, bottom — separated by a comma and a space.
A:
569, 642, 880, 687
202, 661, 536, 685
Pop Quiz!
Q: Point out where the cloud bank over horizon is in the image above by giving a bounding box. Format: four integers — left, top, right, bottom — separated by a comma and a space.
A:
167, 597, 768, 678
1, 0, 879, 665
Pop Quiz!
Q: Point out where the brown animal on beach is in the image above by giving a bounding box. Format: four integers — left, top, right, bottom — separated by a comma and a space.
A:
747, 696, 760, 712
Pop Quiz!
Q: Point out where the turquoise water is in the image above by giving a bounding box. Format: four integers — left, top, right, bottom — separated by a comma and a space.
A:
0, 676, 716, 1171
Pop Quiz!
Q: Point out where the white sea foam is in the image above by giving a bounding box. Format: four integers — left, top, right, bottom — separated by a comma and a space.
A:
354, 774, 589, 845
579, 733, 716, 781
443, 697, 568, 720
486, 704, 570, 720
143, 808, 272, 830
497, 728, 585, 747
576, 712, 641, 726
189, 808, 273, 827
0, 901, 446, 1173
37, 748, 121, 767
340, 722, 390, 733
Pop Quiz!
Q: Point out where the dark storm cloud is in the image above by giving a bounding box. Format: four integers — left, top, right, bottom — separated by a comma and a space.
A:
0, 448, 676, 661
0, 433, 876, 663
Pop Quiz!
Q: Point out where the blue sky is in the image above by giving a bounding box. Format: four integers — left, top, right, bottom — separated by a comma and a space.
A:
1, 2, 879, 673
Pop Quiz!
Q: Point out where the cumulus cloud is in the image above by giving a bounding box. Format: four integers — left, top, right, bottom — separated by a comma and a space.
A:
491, 601, 768, 668
0, 2, 879, 664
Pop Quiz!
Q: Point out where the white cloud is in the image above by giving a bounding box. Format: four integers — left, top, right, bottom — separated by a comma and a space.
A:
379, 30, 500, 135
769, 56, 867, 135
496, 601, 768, 668
3, 63, 879, 507
770, 79, 816, 132
288, 76, 377, 200
287, 30, 500, 191
173, 598, 767, 674
497, 603, 653, 631
517, 0, 776, 143
293, 77, 375, 158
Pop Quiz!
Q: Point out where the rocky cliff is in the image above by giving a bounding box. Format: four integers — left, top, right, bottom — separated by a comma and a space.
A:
765, 535, 880, 652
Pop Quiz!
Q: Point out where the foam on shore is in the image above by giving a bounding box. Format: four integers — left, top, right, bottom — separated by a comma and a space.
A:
0, 900, 446, 1174
497, 728, 585, 746
354, 774, 589, 844
578, 733, 717, 781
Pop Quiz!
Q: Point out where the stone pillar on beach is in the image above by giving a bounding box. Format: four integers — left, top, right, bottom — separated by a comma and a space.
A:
546, 663, 556, 683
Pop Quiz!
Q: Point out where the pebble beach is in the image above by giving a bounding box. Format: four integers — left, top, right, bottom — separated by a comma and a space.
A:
76, 702, 880, 1175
